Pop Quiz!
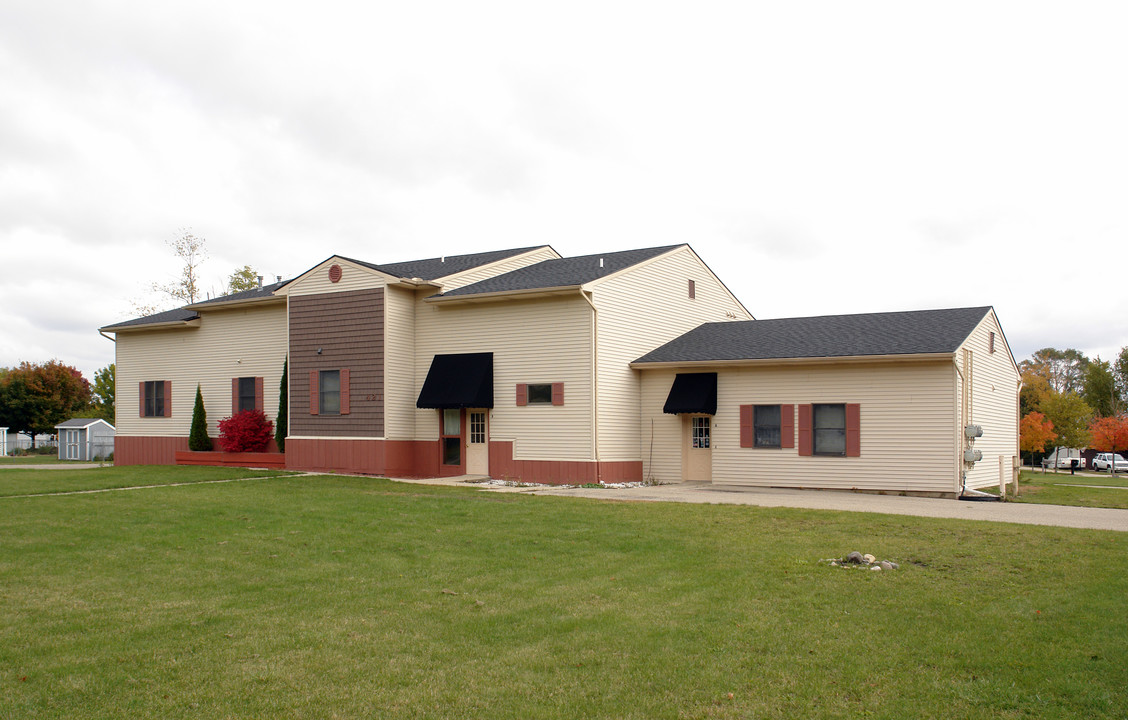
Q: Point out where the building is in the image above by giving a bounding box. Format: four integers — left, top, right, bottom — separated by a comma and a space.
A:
633, 307, 1019, 494
100, 244, 1018, 495
55, 418, 116, 461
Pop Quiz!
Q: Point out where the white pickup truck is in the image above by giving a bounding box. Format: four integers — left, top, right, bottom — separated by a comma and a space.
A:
1041, 447, 1086, 470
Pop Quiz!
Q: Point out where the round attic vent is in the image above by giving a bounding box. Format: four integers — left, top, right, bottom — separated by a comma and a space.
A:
328, 264, 342, 283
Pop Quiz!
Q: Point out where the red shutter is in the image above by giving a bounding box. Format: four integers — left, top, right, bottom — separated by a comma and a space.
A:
340, 369, 350, 415
797, 404, 812, 456
551, 383, 564, 406
516, 384, 527, 406
781, 404, 795, 449
139, 382, 146, 417
255, 377, 264, 413
309, 371, 319, 415
846, 403, 861, 457
739, 405, 753, 447
163, 381, 172, 417
232, 378, 239, 415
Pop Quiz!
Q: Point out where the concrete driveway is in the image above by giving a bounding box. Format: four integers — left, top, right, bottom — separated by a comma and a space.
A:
523, 483, 1128, 531
392, 476, 1128, 532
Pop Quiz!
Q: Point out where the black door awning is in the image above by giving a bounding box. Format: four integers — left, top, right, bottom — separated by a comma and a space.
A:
416, 353, 494, 409
663, 372, 717, 415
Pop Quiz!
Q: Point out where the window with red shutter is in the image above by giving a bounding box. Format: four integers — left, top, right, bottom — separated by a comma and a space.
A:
797, 404, 812, 456
780, 404, 795, 449
739, 405, 754, 448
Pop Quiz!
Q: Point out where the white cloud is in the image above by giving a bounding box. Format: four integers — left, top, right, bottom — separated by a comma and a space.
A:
1, 0, 1127, 380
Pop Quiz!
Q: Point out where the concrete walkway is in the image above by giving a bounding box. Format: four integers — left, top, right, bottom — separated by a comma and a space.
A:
391, 476, 1128, 532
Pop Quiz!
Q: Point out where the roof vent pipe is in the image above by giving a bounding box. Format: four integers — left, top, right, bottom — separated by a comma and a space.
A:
257, 275, 263, 288
276, 275, 281, 283
599, 258, 604, 268
441, 256, 445, 262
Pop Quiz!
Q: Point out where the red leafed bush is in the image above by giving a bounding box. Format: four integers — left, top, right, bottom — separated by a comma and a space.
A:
217, 410, 274, 452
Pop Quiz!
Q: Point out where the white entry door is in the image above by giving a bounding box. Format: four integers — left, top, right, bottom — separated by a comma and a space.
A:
682, 415, 712, 482
466, 410, 489, 476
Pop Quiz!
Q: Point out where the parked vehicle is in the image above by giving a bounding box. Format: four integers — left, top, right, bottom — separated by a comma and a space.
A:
1092, 453, 1128, 472
1041, 447, 1087, 470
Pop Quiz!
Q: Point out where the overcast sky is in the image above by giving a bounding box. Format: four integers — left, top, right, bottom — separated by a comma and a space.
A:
2, 1, 1126, 382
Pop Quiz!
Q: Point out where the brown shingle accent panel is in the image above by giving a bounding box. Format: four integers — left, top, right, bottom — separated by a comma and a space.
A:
290, 289, 385, 437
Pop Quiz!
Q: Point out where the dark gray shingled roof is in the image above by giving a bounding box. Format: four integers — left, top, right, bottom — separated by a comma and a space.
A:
101, 281, 289, 330
344, 246, 551, 282
101, 307, 200, 331
189, 280, 288, 306
101, 247, 547, 330
634, 307, 994, 364
434, 245, 683, 298
55, 418, 109, 428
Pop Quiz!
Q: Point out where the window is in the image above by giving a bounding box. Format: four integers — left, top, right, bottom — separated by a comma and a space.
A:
319, 370, 340, 415
442, 409, 461, 465
469, 411, 486, 444
527, 384, 553, 404
691, 416, 710, 448
141, 381, 168, 417
813, 404, 846, 456
517, 383, 564, 406
754, 405, 781, 448
237, 377, 257, 413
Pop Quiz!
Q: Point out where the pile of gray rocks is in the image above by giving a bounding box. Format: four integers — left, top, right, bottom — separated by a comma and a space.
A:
822, 551, 899, 571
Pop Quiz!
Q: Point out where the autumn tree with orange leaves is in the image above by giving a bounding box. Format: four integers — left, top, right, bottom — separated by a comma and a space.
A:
1088, 415, 1128, 472
1019, 412, 1057, 468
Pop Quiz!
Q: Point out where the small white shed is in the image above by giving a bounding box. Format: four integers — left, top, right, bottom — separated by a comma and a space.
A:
55, 419, 116, 461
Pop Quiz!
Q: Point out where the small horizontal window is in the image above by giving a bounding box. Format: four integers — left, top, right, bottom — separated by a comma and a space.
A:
526, 383, 553, 404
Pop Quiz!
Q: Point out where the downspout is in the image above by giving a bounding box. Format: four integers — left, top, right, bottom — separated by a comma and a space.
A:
580, 289, 600, 482
954, 354, 967, 495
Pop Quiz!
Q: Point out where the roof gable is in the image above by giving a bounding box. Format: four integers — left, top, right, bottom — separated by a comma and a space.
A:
433, 245, 684, 299
634, 307, 994, 364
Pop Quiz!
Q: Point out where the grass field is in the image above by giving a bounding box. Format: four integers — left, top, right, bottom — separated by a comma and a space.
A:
0, 455, 73, 465
998, 470, 1128, 509
2, 468, 1126, 719
0, 465, 292, 498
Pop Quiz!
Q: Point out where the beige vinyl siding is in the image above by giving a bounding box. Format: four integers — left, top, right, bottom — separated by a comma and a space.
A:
640, 360, 959, 493
383, 286, 417, 440
115, 303, 288, 437
285, 258, 391, 297
593, 247, 752, 461
434, 247, 560, 291
960, 311, 1021, 489
413, 292, 593, 460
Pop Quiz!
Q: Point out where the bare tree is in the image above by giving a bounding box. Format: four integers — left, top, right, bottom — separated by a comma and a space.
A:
152, 229, 208, 304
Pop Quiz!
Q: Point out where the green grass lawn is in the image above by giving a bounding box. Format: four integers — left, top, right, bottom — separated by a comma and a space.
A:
0, 455, 72, 465
0, 465, 293, 498
1000, 469, 1128, 509
2, 471, 1126, 719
